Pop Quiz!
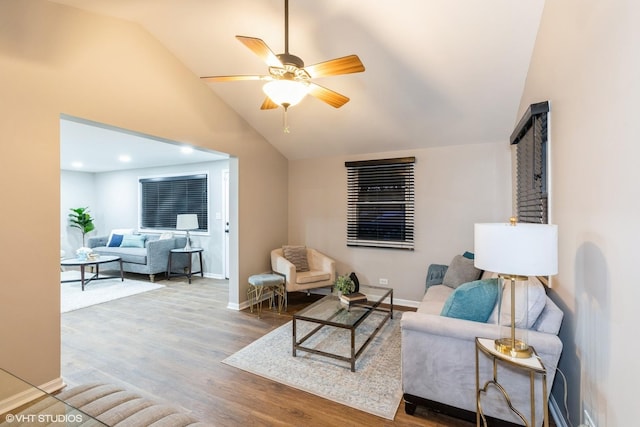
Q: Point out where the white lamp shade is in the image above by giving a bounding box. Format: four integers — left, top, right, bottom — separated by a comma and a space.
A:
474, 222, 558, 276
176, 214, 199, 231
263, 80, 309, 107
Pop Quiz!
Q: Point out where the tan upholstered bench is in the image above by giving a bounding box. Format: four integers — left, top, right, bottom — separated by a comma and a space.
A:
55, 383, 212, 426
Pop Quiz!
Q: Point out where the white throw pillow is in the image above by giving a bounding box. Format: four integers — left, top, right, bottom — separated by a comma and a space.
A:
106, 228, 134, 247
159, 232, 174, 240
487, 275, 547, 329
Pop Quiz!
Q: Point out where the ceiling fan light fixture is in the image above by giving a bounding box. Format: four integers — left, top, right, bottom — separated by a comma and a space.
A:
263, 79, 309, 108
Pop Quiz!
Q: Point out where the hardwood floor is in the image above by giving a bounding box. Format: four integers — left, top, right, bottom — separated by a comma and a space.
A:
61, 274, 474, 427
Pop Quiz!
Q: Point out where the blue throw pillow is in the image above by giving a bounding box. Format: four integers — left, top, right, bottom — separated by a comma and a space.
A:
440, 278, 499, 323
120, 234, 147, 248
107, 234, 124, 247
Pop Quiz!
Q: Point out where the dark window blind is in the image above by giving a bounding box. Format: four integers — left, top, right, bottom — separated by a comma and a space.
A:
511, 101, 549, 224
345, 157, 415, 250
139, 174, 208, 231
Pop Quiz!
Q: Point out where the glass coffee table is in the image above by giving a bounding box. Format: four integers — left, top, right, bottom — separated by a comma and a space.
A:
292, 284, 393, 372
60, 255, 123, 291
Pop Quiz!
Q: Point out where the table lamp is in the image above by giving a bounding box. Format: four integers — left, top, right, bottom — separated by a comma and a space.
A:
176, 214, 199, 250
474, 218, 557, 358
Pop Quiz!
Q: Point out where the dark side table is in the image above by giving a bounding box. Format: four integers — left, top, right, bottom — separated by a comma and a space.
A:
167, 248, 204, 284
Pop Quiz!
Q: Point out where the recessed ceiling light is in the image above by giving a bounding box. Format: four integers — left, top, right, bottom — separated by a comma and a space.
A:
119, 155, 131, 163
181, 146, 194, 154
72, 161, 83, 168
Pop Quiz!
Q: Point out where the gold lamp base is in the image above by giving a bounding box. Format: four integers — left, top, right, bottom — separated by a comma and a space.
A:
494, 338, 533, 358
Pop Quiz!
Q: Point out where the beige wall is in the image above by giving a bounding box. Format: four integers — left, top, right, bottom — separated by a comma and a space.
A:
519, 0, 639, 425
0, 0, 287, 385
288, 142, 512, 303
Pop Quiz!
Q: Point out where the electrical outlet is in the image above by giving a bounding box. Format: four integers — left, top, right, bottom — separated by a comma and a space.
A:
379, 278, 388, 285
584, 410, 596, 427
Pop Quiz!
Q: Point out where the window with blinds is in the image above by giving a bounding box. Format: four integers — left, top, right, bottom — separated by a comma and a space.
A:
345, 157, 415, 250
511, 101, 549, 224
139, 174, 208, 231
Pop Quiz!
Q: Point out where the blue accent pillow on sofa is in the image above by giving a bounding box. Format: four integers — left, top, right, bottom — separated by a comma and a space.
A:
107, 234, 124, 247
120, 234, 147, 248
440, 278, 500, 323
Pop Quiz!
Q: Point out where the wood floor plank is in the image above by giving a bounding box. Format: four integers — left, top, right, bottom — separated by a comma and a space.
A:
60, 274, 474, 426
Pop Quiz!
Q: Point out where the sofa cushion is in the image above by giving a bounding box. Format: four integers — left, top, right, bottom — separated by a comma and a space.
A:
120, 234, 147, 248
488, 275, 547, 328
107, 228, 134, 247
296, 270, 331, 284
417, 284, 453, 315
283, 245, 309, 272
92, 247, 148, 265
442, 255, 482, 289
440, 278, 500, 322
532, 296, 564, 334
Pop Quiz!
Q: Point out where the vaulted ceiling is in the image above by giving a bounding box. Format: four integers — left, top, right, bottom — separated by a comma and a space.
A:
51, 0, 545, 160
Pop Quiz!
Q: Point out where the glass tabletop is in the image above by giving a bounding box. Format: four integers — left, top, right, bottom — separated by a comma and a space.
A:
0, 368, 106, 426
60, 255, 120, 266
294, 284, 392, 327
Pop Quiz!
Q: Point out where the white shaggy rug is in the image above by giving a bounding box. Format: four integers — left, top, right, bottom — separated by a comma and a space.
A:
223, 311, 402, 420
61, 271, 164, 313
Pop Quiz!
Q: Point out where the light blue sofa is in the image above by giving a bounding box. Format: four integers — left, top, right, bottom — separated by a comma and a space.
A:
88, 234, 188, 282
401, 259, 564, 425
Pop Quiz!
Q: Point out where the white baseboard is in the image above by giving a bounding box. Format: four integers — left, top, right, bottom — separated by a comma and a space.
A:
0, 377, 65, 414
203, 272, 226, 280
549, 394, 569, 427
226, 287, 422, 311
393, 297, 419, 308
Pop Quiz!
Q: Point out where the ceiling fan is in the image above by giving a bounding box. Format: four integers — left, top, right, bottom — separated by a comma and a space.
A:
200, 0, 365, 113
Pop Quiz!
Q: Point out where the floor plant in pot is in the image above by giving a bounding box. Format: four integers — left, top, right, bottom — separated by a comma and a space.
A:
68, 207, 95, 257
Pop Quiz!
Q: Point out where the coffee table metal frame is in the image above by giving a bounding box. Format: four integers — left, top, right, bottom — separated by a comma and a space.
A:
292, 284, 393, 372
60, 255, 123, 291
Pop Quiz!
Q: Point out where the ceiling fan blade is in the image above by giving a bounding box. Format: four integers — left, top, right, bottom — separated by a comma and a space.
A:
236, 35, 283, 68
200, 75, 270, 83
304, 55, 365, 78
308, 83, 350, 108
260, 97, 279, 110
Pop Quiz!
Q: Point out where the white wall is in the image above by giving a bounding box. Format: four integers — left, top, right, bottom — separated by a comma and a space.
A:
60, 170, 96, 255
519, 1, 640, 425
289, 142, 512, 304
61, 159, 229, 277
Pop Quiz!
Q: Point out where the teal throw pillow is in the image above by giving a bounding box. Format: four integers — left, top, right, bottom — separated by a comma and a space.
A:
120, 234, 147, 248
440, 278, 500, 323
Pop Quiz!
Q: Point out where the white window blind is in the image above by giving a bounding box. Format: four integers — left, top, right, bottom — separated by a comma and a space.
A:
345, 157, 415, 250
511, 101, 549, 224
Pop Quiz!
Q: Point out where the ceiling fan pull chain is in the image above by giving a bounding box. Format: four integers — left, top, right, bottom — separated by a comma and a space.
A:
283, 104, 291, 133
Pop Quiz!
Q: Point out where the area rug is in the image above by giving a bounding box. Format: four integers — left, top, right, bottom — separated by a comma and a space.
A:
222, 311, 402, 420
61, 271, 164, 313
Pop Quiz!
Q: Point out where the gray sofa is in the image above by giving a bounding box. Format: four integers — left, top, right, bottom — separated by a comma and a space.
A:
401, 257, 564, 426
88, 234, 188, 282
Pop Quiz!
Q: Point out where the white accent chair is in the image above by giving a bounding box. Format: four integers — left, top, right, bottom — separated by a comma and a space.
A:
271, 247, 336, 293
